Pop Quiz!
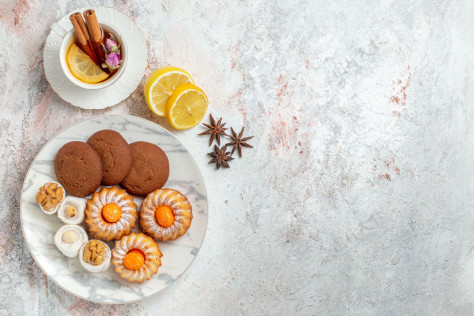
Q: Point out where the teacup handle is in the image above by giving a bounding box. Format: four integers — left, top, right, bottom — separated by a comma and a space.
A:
51, 22, 67, 38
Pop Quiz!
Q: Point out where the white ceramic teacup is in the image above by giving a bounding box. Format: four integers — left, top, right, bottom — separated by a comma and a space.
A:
50, 21, 128, 90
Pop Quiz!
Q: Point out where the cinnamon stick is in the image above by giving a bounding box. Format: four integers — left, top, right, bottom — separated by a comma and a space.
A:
83, 9, 105, 62
69, 13, 98, 63
73, 12, 98, 64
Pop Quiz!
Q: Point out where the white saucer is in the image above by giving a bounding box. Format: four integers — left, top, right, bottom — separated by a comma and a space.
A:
43, 6, 147, 110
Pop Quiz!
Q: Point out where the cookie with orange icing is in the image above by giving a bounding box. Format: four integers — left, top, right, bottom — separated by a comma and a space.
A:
139, 188, 192, 241
85, 187, 138, 241
111, 232, 162, 283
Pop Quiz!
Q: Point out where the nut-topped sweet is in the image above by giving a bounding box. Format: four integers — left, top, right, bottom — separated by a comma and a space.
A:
83, 239, 106, 265
57, 196, 86, 224
54, 224, 88, 257
79, 239, 111, 272
36, 182, 65, 215
85, 187, 138, 241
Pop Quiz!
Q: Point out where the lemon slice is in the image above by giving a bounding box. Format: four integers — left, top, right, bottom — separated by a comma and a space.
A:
144, 66, 194, 116
166, 84, 208, 129
66, 44, 109, 84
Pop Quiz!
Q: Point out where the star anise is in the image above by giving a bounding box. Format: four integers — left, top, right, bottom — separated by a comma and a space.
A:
199, 114, 228, 146
226, 127, 254, 157
208, 145, 234, 169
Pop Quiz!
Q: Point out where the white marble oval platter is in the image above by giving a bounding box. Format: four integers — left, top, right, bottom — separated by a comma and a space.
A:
43, 6, 147, 109
20, 115, 208, 304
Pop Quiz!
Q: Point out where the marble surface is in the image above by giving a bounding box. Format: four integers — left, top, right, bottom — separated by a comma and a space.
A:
1, 0, 474, 314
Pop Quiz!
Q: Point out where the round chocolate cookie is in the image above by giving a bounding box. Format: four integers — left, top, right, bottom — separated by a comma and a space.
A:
121, 141, 170, 196
87, 130, 133, 185
54, 141, 103, 197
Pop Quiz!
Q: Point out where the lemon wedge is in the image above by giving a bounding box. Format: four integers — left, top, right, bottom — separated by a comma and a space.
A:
166, 84, 208, 129
66, 44, 109, 84
144, 66, 194, 116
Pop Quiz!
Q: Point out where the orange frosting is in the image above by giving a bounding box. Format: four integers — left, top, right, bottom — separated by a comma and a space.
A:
102, 203, 122, 223
123, 249, 145, 270
155, 205, 174, 227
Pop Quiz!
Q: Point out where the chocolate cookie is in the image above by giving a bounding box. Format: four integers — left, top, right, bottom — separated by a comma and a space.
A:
121, 141, 169, 196
87, 130, 133, 185
54, 141, 103, 197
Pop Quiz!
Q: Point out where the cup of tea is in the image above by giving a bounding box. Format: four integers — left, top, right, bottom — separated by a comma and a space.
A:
50, 19, 128, 90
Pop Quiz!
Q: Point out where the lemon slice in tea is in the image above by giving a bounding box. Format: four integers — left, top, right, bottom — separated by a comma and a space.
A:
66, 44, 109, 84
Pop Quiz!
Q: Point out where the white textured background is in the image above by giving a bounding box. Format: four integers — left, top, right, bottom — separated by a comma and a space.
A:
1, 0, 474, 314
